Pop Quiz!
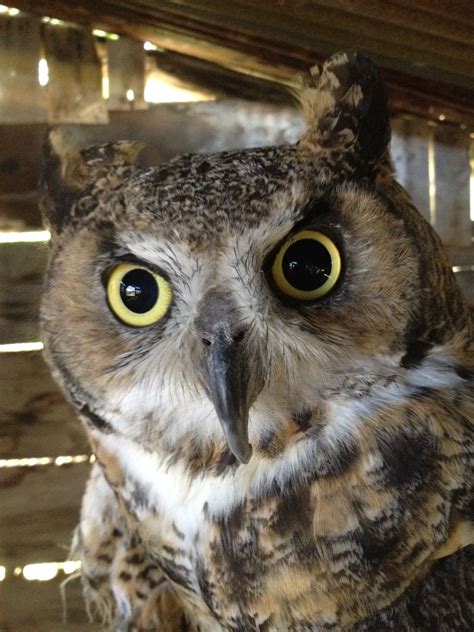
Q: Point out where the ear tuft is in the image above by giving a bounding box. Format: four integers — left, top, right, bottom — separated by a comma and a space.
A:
296, 51, 391, 170
48, 128, 84, 185
41, 129, 145, 235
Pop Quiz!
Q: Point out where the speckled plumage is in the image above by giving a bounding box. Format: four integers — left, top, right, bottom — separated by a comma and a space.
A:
41, 52, 473, 630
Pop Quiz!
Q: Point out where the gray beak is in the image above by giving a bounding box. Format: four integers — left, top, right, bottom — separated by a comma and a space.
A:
204, 323, 253, 464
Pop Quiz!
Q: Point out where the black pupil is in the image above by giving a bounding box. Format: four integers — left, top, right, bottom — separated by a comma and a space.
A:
282, 239, 333, 292
120, 269, 158, 313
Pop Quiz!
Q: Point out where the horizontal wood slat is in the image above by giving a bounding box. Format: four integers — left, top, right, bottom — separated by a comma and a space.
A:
0, 192, 42, 230
0, 125, 48, 195
0, 574, 97, 630
0, 462, 90, 632
302, 0, 474, 46
395, 0, 474, 23
145, 0, 474, 78
0, 351, 87, 459
0, 242, 48, 344
0, 461, 90, 568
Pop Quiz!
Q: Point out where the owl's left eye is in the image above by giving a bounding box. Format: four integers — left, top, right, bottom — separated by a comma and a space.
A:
270, 230, 342, 301
106, 263, 172, 327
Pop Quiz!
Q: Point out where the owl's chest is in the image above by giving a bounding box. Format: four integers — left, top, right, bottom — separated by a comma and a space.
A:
93, 418, 454, 629
98, 433, 331, 626
122, 468, 324, 629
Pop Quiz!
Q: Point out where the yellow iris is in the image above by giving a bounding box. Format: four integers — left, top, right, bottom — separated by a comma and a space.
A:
106, 263, 173, 327
271, 230, 341, 301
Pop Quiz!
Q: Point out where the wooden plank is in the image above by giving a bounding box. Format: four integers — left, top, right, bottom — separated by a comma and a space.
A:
0, 14, 47, 124
309, 0, 474, 46
0, 124, 48, 195
454, 270, 474, 305
447, 246, 474, 268
391, 117, 431, 222
108, 36, 146, 109
432, 125, 471, 247
0, 461, 90, 568
0, 242, 47, 345
43, 23, 108, 124
11, 0, 474, 127
161, 0, 474, 77
0, 460, 91, 627
0, 192, 42, 230
145, 48, 291, 104
395, 0, 474, 23
0, 574, 98, 630
0, 351, 87, 459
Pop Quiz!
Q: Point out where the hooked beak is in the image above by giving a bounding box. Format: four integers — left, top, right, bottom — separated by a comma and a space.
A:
204, 323, 253, 463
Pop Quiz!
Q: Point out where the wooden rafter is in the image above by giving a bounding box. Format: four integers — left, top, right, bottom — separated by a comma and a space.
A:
8, 1, 474, 127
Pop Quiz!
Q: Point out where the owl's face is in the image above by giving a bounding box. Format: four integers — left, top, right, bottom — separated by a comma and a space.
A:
41, 53, 467, 467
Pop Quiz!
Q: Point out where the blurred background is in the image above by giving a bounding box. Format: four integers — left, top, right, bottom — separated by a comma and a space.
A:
0, 1, 473, 630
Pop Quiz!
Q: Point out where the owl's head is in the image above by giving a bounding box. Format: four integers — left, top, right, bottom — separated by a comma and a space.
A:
41, 52, 469, 467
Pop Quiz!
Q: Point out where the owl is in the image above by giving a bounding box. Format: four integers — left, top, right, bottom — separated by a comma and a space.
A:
40, 52, 473, 631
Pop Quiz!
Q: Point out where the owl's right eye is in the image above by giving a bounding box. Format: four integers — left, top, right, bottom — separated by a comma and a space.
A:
106, 263, 172, 327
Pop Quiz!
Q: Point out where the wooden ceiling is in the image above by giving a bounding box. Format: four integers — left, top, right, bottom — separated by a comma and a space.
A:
10, 0, 474, 127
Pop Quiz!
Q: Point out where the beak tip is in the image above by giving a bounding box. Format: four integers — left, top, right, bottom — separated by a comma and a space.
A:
234, 443, 252, 465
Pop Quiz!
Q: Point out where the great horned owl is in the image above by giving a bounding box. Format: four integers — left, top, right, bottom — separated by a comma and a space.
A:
40, 52, 473, 630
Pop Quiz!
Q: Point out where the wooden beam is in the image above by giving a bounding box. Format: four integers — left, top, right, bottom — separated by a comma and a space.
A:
10, 0, 474, 128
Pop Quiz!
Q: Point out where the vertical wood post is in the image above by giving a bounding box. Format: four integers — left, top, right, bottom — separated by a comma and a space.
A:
43, 23, 108, 124
0, 15, 46, 123
108, 37, 146, 110
391, 116, 431, 222
431, 125, 471, 247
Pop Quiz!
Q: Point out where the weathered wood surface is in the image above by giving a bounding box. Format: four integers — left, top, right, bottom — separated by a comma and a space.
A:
43, 23, 108, 124
0, 461, 90, 568
431, 124, 472, 247
0, 15, 46, 124
0, 351, 87, 459
453, 270, 474, 306
0, 574, 100, 632
391, 117, 431, 223
0, 242, 48, 345
10, 0, 474, 127
390, 117, 473, 249
447, 247, 474, 269
108, 37, 146, 110
0, 125, 48, 195
0, 573, 99, 630
0, 192, 42, 231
